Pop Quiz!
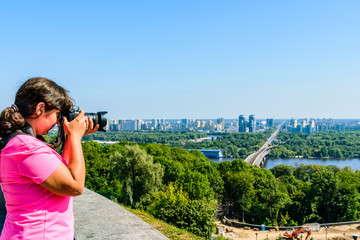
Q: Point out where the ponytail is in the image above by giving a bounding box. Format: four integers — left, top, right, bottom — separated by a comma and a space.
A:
0, 107, 25, 139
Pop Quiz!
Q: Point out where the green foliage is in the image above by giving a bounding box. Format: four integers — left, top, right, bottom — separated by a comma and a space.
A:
219, 160, 291, 225
83, 130, 271, 158
123, 205, 205, 240
269, 131, 360, 159
82, 131, 207, 146
184, 131, 270, 158
224, 171, 255, 222
177, 170, 214, 200
109, 145, 164, 208
146, 183, 216, 237
82, 141, 122, 199
83, 130, 360, 159
142, 143, 224, 197
83, 141, 220, 237
271, 164, 294, 178
217, 156, 360, 226
82, 131, 360, 236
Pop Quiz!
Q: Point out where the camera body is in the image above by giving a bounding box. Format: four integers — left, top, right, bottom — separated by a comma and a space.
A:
47, 105, 108, 152
64, 105, 108, 132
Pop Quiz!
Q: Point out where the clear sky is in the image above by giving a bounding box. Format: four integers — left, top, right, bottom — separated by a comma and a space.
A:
1, 1, 359, 120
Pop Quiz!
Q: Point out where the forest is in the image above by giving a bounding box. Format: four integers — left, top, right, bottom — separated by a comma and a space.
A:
267, 131, 360, 159
82, 140, 360, 237
82, 131, 208, 145
82, 131, 270, 159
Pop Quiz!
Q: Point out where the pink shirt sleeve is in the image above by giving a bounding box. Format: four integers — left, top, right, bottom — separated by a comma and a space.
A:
17, 145, 62, 184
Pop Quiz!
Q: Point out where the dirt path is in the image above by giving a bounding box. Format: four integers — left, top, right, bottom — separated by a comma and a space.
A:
215, 222, 360, 240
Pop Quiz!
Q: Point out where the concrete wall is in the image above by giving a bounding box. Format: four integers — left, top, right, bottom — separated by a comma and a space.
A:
0, 188, 168, 240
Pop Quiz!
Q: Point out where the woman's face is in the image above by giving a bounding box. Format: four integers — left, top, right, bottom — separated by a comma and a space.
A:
35, 109, 61, 135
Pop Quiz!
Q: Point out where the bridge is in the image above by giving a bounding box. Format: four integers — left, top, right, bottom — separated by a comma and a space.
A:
244, 122, 284, 167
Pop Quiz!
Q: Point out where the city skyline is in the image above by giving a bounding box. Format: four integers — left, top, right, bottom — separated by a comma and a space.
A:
1, 1, 360, 119
104, 116, 359, 133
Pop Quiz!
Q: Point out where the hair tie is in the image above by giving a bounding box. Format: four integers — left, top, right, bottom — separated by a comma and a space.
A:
11, 104, 19, 112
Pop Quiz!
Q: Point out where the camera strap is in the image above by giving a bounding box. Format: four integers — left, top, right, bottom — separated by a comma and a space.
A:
0, 132, 27, 151
45, 117, 65, 152
0, 122, 36, 151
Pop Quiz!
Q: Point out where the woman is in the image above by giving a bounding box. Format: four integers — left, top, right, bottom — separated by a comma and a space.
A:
0, 77, 98, 239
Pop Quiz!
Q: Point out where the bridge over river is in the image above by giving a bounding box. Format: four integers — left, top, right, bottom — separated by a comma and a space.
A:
244, 122, 284, 167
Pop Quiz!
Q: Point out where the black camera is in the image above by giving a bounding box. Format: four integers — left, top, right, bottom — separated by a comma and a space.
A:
64, 105, 108, 132
48, 105, 108, 151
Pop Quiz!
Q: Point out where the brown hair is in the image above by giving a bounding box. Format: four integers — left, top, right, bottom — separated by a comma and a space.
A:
0, 77, 73, 139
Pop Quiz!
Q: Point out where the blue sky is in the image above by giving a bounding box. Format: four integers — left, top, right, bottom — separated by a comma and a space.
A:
1, 1, 359, 119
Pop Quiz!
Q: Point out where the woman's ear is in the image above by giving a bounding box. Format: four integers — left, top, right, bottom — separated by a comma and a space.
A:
35, 102, 46, 116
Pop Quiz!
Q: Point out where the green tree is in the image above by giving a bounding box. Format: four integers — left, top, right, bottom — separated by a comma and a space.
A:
336, 169, 360, 221
177, 170, 214, 200
147, 183, 216, 237
271, 164, 294, 178
226, 171, 255, 222
310, 169, 341, 222
110, 144, 164, 208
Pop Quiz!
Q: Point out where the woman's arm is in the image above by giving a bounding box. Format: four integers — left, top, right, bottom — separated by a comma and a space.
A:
40, 111, 98, 196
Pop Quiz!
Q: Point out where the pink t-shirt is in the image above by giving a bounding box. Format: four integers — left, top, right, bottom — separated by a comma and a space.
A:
0, 134, 74, 240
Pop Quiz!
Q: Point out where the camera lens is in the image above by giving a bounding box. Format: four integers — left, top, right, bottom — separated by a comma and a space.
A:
64, 106, 108, 132
84, 112, 108, 132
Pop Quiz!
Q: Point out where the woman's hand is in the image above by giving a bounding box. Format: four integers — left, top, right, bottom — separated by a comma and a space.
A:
62, 110, 99, 139
84, 117, 99, 135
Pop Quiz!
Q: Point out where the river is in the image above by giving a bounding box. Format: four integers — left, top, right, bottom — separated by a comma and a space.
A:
209, 158, 360, 170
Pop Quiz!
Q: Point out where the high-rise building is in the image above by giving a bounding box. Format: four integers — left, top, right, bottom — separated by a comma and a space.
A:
152, 119, 158, 130
194, 120, 200, 128
290, 118, 298, 128
266, 118, 274, 128
301, 120, 307, 128
239, 115, 246, 132
249, 115, 256, 132
109, 121, 119, 132
122, 120, 138, 131
217, 118, 225, 131
181, 119, 188, 130
303, 125, 312, 134
136, 120, 142, 131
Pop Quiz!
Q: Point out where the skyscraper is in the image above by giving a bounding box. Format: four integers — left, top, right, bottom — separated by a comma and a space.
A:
152, 119, 158, 130
238, 115, 246, 132
290, 118, 298, 128
266, 118, 274, 128
249, 115, 256, 132
217, 118, 225, 131
181, 119, 188, 130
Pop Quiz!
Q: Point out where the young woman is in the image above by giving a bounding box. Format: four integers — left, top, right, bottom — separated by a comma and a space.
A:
0, 77, 98, 239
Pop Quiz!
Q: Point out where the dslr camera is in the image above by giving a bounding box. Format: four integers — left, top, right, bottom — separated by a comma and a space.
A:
49, 105, 108, 151
64, 105, 108, 132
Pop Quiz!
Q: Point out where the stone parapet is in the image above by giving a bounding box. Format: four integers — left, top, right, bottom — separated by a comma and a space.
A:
0, 188, 169, 240
74, 188, 169, 240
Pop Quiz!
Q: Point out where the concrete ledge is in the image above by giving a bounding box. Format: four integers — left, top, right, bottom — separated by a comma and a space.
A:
74, 188, 169, 240
0, 188, 168, 240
